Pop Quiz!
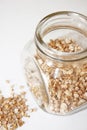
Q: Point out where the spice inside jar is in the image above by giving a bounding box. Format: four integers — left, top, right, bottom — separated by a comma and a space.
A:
48, 37, 83, 52
35, 37, 87, 114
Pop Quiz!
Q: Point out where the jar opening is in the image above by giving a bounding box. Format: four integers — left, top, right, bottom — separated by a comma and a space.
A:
35, 11, 87, 62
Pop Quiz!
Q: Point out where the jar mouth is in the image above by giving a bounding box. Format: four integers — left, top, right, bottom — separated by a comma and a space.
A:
35, 11, 87, 62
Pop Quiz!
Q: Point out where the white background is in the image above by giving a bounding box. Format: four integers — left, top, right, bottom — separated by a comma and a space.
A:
0, 0, 87, 130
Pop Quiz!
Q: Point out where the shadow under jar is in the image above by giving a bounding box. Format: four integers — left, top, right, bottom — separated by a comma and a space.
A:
23, 11, 87, 115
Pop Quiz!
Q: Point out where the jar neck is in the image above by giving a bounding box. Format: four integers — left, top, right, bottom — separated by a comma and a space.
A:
35, 11, 87, 62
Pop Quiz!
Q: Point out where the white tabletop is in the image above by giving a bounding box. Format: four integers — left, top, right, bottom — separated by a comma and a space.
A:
0, 0, 87, 130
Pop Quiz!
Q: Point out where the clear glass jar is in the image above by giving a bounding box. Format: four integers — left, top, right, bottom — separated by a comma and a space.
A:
22, 11, 87, 115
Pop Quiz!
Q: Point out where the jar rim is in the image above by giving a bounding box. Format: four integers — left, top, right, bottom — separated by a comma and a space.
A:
35, 11, 87, 62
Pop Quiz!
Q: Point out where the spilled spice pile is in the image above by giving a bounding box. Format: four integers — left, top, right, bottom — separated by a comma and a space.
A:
0, 81, 36, 130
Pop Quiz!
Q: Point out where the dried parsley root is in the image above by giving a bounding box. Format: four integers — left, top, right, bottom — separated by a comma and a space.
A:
0, 82, 36, 130
48, 38, 83, 52
33, 37, 87, 114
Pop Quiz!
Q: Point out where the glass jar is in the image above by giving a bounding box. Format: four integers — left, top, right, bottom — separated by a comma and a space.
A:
22, 11, 87, 115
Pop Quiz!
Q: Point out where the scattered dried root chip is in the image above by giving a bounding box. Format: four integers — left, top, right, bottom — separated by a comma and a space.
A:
0, 82, 37, 130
